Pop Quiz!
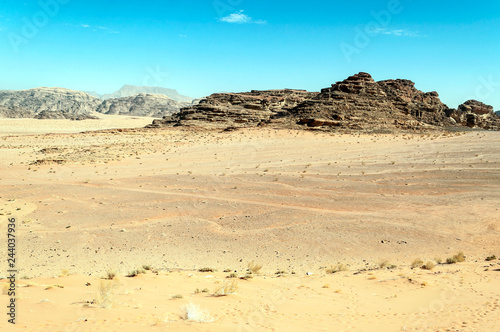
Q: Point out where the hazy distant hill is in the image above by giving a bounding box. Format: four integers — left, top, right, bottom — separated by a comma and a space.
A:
98, 85, 194, 103
96, 93, 191, 118
0, 87, 101, 119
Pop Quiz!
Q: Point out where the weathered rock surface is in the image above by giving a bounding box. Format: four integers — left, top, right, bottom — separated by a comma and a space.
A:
96, 93, 190, 118
290, 72, 453, 131
101, 85, 194, 103
148, 89, 316, 128
0, 105, 34, 118
446, 100, 500, 130
0, 87, 101, 119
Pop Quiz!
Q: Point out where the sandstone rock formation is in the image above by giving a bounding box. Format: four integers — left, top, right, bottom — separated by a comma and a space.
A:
148, 89, 316, 128
0, 87, 101, 119
149, 72, 500, 132
96, 93, 190, 118
290, 72, 453, 131
446, 100, 500, 130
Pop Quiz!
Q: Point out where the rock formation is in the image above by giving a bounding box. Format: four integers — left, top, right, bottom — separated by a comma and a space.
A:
0, 105, 34, 118
101, 85, 194, 103
0, 87, 100, 119
290, 72, 453, 130
96, 93, 190, 118
148, 89, 316, 128
446, 100, 500, 130
149, 72, 500, 132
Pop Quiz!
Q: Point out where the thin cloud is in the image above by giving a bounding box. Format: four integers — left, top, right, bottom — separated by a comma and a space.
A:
368, 27, 423, 37
220, 10, 266, 24
80, 24, 119, 34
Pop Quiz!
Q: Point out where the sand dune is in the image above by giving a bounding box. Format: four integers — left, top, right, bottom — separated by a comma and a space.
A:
0, 118, 499, 331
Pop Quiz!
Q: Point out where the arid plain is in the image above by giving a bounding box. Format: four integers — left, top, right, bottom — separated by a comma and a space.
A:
0, 117, 499, 331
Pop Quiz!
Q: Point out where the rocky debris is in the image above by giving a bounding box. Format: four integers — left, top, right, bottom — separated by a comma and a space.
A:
0, 105, 34, 118
290, 72, 453, 131
148, 89, 316, 128
96, 93, 190, 118
0, 87, 100, 119
100, 85, 194, 103
446, 100, 500, 130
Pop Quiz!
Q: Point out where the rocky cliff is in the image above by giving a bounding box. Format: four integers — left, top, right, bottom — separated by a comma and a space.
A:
96, 93, 191, 118
0, 105, 34, 118
149, 73, 500, 132
148, 89, 316, 128
290, 72, 453, 130
0, 87, 101, 119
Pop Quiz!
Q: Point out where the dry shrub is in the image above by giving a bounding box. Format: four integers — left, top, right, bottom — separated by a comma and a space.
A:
247, 261, 262, 275
213, 280, 238, 297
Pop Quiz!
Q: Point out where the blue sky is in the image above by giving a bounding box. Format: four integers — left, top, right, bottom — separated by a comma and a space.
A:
0, 0, 499, 109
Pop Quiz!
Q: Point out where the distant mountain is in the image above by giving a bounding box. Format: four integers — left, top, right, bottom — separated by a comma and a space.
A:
0, 87, 101, 119
99, 85, 194, 103
96, 93, 191, 118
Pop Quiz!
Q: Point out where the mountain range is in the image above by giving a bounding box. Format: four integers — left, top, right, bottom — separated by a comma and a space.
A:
84, 85, 194, 102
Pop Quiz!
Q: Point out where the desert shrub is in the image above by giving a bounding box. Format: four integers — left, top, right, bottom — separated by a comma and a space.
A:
226, 273, 238, 279
181, 303, 213, 323
421, 261, 435, 270
411, 259, 424, 269
95, 280, 118, 308
247, 261, 262, 275
326, 263, 348, 274
213, 280, 238, 297
198, 267, 215, 273
171, 294, 183, 299
485, 255, 497, 261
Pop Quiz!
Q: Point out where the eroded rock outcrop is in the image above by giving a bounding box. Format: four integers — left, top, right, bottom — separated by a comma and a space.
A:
96, 93, 190, 118
290, 72, 453, 131
0, 87, 100, 119
0, 105, 34, 118
148, 89, 316, 128
445, 100, 500, 130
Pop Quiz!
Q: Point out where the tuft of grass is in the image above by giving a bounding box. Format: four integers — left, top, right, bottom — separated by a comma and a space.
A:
105, 269, 117, 280
201, 288, 209, 293
126, 268, 146, 277
411, 259, 424, 269
275, 270, 286, 275
247, 261, 262, 275
181, 303, 213, 323
421, 261, 435, 270
60, 269, 70, 277
213, 280, 238, 297
446, 252, 466, 264
326, 263, 348, 274
226, 273, 238, 279
171, 294, 183, 299
142, 265, 152, 271
239, 274, 253, 280
198, 267, 215, 273
95, 280, 118, 308
378, 260, 389, 269
434, 257, 443, 264
485, 255, 497, 261
223, 269, 232, 273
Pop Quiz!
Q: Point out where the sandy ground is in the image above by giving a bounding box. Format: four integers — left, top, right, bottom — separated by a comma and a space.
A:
0, 117, 499, 331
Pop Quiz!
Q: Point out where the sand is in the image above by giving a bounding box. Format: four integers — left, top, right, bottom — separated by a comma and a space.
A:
0, 117, 499, 331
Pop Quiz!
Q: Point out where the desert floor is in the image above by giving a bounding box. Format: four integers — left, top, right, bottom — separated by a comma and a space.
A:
0, 117, 499, 331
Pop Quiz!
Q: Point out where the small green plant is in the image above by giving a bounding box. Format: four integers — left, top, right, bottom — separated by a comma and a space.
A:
198, 267, 215, 273
446, 252, 465, 264
485, 255, 497, 261
247, 261, 262, 275
411, 259, 424, 269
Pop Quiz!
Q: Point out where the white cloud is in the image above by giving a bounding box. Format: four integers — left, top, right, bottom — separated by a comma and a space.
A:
220, 10, 266, 24
79, 24, 118, 33
367, 27, 422, 37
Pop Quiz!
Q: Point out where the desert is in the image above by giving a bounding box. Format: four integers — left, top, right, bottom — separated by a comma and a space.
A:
0, 114, 499, 331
